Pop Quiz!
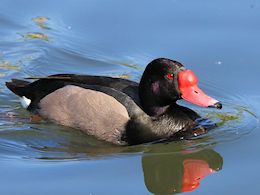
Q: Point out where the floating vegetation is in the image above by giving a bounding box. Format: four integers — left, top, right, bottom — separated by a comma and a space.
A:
215, 113, 239, 121
109, 60, 143, 70
16, 16, 51, 42
112, 73, 130, 79
206, 111, 240, 127
32, 16, 51, 30
21, 32, 49, 41
0, 60, 19, 71
0, 56, 35, 73
118, 62, 142, 70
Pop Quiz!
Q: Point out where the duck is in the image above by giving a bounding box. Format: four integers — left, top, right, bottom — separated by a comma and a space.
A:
6, 58, 222, 145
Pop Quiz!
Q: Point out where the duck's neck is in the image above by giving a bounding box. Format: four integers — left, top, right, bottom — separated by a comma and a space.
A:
139, 80, 176, 116
150, 105, 170, 116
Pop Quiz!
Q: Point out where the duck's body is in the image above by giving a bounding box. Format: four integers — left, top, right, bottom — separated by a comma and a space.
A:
6, 58, 222, 145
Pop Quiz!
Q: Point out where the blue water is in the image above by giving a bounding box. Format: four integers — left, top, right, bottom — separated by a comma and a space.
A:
1, 0, 260, 194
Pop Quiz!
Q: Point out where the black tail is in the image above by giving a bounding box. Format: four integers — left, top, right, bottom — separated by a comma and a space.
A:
6, 79, 31, 97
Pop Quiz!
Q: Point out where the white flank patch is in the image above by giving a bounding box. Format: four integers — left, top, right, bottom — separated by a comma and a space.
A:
19, 96, 31, 108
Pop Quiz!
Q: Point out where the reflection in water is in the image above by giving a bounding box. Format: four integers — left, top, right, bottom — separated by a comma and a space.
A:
142, 147, 223, 194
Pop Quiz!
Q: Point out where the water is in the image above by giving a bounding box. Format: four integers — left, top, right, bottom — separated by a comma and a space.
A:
1, 0, 260, 194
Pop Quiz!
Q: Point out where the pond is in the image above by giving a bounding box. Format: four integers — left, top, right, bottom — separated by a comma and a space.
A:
0, 0, 260, 194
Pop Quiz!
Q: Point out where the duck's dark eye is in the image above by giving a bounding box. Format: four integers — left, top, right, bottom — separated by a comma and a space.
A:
167, 73, 174, 80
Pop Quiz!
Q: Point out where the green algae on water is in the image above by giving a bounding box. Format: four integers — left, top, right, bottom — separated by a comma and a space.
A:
0, 61, 20, 70
32, 16, 51, 30
206, 112, 240, 127
21, 32, 49, 41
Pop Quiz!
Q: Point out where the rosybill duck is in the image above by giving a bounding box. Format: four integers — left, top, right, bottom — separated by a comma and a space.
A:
6, 58, 222, 145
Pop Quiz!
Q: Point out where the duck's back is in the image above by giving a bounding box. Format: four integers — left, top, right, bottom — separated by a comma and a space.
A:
6, 74, 140, 111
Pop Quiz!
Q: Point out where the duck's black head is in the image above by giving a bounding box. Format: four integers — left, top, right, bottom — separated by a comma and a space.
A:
139, 58, 222, 116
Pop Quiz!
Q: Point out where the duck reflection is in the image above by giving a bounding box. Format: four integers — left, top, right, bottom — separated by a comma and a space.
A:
142, 145, 223, 194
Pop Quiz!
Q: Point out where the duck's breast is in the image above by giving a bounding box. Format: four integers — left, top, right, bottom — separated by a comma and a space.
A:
38, 85, 130, 145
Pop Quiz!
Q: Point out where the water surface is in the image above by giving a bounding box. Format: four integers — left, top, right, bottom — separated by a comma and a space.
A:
1, 0, 260, 194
